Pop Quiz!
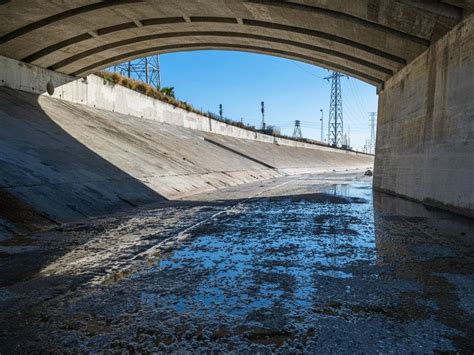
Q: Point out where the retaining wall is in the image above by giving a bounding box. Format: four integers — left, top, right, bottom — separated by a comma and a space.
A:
0, 55, 368, 157
0, 55, 373, 224
374, 13, 474, 218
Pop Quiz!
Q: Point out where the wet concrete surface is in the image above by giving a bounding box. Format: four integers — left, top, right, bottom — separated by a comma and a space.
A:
0, 172, 473, 353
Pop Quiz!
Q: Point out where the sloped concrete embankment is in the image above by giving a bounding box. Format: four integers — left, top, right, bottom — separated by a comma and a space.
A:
204, 134, 373, 175
0, 55, 373, 227
0, 87, 277, 224
0, 87, 372, 227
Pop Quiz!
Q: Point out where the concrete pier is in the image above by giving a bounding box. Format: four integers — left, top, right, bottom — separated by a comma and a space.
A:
374, 13, 474, 218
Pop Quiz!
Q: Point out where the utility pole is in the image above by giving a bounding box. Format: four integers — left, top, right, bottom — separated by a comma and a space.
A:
292, 120, 303, 139
348, 126, 351, 148
219, 104, 223, 119
320, 109, 324, 142
325, 71, 346, 147
369, 112, 376, 154
260, 101, 266, 131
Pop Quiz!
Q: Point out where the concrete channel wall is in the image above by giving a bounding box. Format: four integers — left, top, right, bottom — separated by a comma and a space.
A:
0, 55, 365, 155
0, 56, 373, 224
374, 13, 474, 218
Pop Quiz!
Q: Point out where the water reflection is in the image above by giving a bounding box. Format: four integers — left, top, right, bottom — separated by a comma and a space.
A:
137, 181, 474, 352
149, 182, 376, 318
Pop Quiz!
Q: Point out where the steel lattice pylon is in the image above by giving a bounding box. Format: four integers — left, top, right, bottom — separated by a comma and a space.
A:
325, 71, 345, 147
292, 120, 303, 139
109, 55, 161, 89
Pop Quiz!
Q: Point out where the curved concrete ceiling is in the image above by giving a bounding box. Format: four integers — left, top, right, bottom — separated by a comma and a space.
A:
0, 0, 471, 85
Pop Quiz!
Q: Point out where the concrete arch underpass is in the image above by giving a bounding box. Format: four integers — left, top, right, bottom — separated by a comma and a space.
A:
0, 0, 473, 217
0, 0, 466, 84
1, 2, 474, 352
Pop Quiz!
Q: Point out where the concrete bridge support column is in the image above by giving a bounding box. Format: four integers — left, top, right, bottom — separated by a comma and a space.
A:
374, 13, 474, 218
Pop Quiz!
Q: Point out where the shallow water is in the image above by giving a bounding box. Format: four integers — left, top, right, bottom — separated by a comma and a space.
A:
1, 178, 474, 353
150, 182, 375, 318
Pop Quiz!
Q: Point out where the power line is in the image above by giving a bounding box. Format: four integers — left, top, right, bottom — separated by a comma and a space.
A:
349, 79, 366, 114
346, 79, 368, 122
290, 61, 326, 79
353, 79, 371, 113
341, 93, 367, 128
348, 78, 365, 112
341, 79, 369, 137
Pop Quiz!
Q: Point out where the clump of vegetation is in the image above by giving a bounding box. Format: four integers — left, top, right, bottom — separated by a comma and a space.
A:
98, 71, 186, 108
98, 71, 210, 115
160, 87, 175, 98
110, 72, 121, 84
121, 77, 137, 90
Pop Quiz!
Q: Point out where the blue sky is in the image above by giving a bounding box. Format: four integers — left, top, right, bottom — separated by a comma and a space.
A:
144, 50, 378, 151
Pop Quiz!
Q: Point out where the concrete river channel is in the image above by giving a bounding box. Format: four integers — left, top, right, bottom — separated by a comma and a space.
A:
0, 172, 473, 353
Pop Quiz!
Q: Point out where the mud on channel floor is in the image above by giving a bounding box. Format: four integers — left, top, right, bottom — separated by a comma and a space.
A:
0, 173, 473, 353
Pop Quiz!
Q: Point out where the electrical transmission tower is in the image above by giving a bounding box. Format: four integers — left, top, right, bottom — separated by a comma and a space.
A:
325, 71, 346, 148
292, 120, 303, 139
368, 112, 377, 154
111, 55, 161, 88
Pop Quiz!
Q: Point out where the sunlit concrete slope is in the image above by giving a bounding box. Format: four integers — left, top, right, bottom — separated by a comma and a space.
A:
205, 134, 373, 175
0, 86, 372, 224
0, 87, 279, 222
